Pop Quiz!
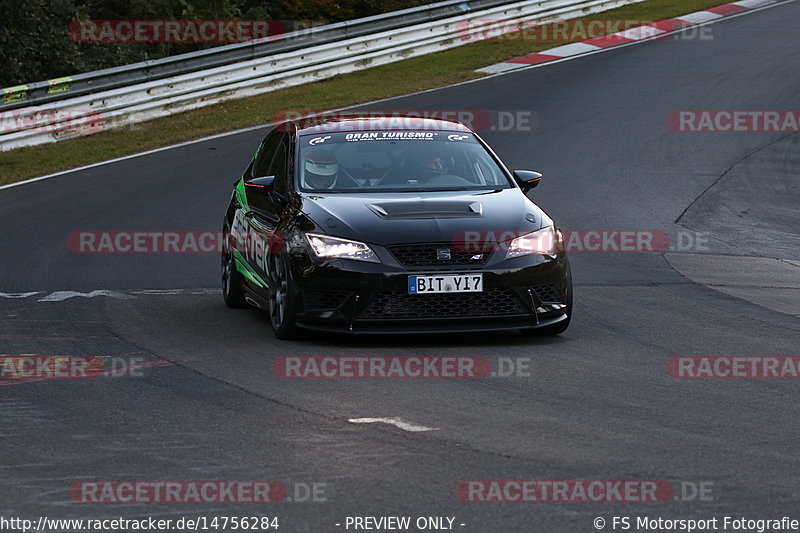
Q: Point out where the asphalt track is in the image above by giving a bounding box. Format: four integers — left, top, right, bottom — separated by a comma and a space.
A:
2, 3, 800, 531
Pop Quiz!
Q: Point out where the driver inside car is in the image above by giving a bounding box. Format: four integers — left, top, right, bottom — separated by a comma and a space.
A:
303, 147, 340, 190
303, 147, 363, 190
412, 146, 450, 179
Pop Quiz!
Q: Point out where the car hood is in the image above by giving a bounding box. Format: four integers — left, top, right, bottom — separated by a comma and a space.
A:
299, 189, 552, 245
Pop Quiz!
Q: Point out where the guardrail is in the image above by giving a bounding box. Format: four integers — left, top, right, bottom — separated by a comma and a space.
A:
0, 0, 514, 112
0, 0, 645, 152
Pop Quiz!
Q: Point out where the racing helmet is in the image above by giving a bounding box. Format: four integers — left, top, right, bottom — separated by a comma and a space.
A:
411, 144, 449, 178
304, 148, 338, 189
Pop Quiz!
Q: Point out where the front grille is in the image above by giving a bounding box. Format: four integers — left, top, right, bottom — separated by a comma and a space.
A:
303, 289, 352, 311
388, 243, 493, 267
359, 288, 527, 319
532, 283, 563, 303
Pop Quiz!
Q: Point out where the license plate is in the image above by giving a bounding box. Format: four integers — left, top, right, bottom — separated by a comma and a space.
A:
408, 274, 483, 294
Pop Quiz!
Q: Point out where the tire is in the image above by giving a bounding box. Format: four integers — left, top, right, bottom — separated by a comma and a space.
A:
521, 264, 573, 337
268, 252, 299, 340
221, 222, 247, 308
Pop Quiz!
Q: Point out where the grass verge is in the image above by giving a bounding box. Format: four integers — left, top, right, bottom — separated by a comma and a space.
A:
0, 0, 729, 186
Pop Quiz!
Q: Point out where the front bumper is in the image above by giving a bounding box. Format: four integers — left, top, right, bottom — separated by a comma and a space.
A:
289, 250, 570, 334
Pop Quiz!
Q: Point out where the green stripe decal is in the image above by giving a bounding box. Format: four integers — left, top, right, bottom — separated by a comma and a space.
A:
234, 179, 248, 210
232, 249, 268, 289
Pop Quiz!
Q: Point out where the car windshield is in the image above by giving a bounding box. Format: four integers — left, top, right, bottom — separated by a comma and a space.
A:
296, 131, 513, 193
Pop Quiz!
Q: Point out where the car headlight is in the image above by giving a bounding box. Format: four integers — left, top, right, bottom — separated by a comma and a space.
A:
305, 233, 380, 263
505, 226, 561, 258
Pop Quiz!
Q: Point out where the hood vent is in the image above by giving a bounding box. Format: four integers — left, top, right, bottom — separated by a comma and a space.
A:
367, 200, 483, 219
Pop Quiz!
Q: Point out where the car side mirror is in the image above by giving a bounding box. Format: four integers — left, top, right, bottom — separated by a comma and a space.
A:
244, 175, 276, 194
513, 170, 542, 193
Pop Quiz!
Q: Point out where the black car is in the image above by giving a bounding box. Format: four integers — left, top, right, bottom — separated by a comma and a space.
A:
221, 116, 572, 339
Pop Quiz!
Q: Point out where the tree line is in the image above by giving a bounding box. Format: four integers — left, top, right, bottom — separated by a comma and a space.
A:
0, 0, 436, 88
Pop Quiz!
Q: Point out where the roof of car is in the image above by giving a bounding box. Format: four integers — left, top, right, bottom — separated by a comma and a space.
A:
292, 115, 473, 135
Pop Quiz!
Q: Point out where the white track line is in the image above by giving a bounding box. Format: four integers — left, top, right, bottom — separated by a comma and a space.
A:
348, 417, 440, 432
0, 292, 40, 299
37, 290, 135, 302
0, 288, 220, 301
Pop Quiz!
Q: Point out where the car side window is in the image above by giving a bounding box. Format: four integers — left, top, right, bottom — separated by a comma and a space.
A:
267, 135, 289, 195
251, 130, 283, 179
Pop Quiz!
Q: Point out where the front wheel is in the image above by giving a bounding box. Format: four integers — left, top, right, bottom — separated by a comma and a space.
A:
268, 253, 299, 340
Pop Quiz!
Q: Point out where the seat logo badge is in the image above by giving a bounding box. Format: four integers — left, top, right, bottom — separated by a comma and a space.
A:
437, 248, 451, 260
